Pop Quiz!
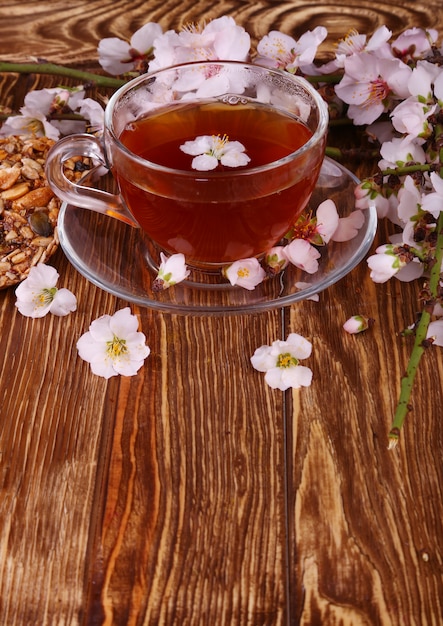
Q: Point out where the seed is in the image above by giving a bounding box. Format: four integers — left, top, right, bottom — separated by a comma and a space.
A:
28, 210, 53, 236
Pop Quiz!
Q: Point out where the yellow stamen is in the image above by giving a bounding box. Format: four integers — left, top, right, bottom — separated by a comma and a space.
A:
277, 352, 298, 368
107, 336, 128, 358
237, 267, 250, 278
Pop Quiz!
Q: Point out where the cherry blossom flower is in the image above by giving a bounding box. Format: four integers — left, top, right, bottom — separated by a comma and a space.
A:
335, 54, 411, 125
378, 134, 426, 170
250, 333, 313, 390
407, 60, 441, 99
264, 247, 288, 275
0, 86, 88, 138
180, 135, 250, 171
282, 239, 321, 274
98, 22, 163, 75
148, 16, 250, 72
0, 106, 61, 139
15, 263, 77, 318
421, 172, 443, 219
319, 26, 393, 74
225, 258, 266, 290
256, 26, 327, 74
77, 307, 150, 379
343, 315, 374, 334
390, 96, 436, 138
152, 253, 190, 291
367, 243, 414, 282
25, 86, 85, 117
391, 27, 438, 63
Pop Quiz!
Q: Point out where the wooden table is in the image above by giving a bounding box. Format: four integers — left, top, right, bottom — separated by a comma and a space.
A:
1, 1, 442, 624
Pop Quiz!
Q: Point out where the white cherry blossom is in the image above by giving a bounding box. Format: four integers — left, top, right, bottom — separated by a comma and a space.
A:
0, 106, 60, 139
180, 135, 250, 171
153, 253, 190, 290
390, 96, 436, 138
15, 263, 77, 318
250, 333, 313, 390
77, 307, 150, 379
225, 258, 266, 290
421, 172, 443, 219
366, 244, 412, 282
256, 27, 327, 74
98, 22, 163, 75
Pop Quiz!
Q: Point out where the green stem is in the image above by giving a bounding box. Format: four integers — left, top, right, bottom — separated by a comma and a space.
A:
0, 61, 125, 89
388, 210, 443, 447
381, 164, 433, 176
325, 146, 380, 160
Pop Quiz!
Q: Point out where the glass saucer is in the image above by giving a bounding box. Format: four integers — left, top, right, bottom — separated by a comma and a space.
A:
58, 157, 377, 315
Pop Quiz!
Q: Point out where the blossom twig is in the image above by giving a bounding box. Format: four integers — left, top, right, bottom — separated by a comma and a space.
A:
0, 61, 125, 89
388, 210, 443, 448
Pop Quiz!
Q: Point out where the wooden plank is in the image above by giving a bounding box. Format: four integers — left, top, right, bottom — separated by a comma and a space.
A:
84, 311, 288, 624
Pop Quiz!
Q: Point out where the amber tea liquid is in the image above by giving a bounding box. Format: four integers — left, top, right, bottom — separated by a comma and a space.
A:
116, 101, 323, 265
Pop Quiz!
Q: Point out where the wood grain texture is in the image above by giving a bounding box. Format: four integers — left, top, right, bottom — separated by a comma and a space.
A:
1, 1, 443, 625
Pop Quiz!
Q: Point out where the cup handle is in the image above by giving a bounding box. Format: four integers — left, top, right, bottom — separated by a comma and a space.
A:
45, 133, 139, 227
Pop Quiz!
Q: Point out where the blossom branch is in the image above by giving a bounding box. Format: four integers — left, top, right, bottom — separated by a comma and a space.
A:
0, 61, 125, 89
388, 210, 443, 448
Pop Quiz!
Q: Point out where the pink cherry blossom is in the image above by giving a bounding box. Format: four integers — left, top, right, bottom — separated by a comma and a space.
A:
335, 53, 411, 125
283, 239, 321, 274
319, 25, 392, 73
149, 16, 250, 72
391, 27, 438, 62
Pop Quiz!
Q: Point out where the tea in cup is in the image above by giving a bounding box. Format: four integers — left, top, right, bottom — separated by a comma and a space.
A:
45, 61, 328, 267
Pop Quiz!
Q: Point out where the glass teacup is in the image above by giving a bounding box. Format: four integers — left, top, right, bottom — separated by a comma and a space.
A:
45, 61, 328, 268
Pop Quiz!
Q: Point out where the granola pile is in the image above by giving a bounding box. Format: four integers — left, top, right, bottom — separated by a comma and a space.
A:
0, 135, 90, 289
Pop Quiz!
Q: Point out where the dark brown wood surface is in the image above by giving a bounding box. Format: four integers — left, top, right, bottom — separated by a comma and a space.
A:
1, 1, 443, 625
